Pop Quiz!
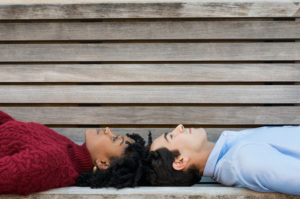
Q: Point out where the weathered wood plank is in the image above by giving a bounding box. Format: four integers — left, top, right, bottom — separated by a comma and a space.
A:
0, 43, 299, 62
1, 85, 299, 104
0, 64, 299, 82
1, 21, 300, 41
52, 127, 246, 144
0, 1, 299, 19
1, 106, 299, 125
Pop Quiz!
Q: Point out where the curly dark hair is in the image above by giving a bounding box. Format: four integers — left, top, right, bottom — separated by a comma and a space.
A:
76, 133, 151, 188
76, 132, 201, 188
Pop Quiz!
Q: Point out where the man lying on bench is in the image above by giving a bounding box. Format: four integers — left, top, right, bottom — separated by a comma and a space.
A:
148, 124, 300, 196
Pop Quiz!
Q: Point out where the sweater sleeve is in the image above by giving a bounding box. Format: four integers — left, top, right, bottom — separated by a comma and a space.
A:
0, 110, 14, 125
0, 148, 78, 195
234, 144, 300, 195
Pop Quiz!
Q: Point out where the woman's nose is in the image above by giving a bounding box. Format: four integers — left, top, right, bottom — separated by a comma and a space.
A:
104, 127, 114, 136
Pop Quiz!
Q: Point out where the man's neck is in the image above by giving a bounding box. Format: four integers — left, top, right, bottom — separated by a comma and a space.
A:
193, 141, 215, 175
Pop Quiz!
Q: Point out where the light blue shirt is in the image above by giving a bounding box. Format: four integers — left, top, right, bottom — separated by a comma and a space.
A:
203, 126, 300, 196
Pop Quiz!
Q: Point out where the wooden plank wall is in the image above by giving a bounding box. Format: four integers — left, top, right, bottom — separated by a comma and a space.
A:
0, 1, 299, 147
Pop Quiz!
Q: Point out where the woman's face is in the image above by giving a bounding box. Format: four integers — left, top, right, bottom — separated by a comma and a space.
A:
85, 128, 133, 169
150, 124, 207, 156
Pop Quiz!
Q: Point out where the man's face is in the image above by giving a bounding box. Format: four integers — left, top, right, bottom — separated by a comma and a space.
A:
150, 124, 207, 157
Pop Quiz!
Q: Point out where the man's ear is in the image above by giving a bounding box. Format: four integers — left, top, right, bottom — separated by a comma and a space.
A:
96, 159, 110, 170
172, 155, 189, 171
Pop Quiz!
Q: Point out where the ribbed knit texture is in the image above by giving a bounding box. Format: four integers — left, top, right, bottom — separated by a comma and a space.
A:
0, 110, 93, 195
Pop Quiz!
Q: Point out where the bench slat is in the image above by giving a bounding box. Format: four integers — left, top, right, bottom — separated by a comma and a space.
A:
1, 43, 299, 62
0, 1, 299, 19
1, 85, 299, 104
0, 64, 300, 82
1, 21, 299, 41
1, 107, 299, 125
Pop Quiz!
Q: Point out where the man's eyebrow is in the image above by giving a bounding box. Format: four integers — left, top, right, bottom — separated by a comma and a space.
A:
120, 136, 124, 145
164, 132, 169, 142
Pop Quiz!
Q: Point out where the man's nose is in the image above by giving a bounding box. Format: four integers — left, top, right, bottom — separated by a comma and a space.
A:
178, 124, 185, 133
173, 124, 185, 135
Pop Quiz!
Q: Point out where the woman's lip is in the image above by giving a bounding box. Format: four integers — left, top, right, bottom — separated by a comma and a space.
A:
98, 128, 105, 135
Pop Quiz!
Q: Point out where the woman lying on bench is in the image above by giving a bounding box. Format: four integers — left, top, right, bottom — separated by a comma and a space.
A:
0, 110, 149, 195
148, 124, 300, 196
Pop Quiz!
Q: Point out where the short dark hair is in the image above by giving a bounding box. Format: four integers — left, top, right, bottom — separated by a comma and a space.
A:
146, 143, 202, 186
76, 133, 150, 188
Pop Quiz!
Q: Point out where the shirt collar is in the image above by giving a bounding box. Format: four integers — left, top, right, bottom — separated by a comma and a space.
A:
203, 131, 229, 177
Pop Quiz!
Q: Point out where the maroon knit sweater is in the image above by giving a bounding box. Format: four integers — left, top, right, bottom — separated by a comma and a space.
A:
0, 110, 93, 195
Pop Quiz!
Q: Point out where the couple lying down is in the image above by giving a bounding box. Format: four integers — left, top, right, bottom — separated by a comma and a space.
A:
0, 110, 300, 196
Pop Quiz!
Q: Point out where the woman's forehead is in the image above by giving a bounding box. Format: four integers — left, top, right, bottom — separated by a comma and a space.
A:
124, 136, 134, 143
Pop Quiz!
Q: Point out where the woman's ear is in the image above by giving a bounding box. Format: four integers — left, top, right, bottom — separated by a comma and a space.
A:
96, 159, 110, 170
172, 155, 189, 171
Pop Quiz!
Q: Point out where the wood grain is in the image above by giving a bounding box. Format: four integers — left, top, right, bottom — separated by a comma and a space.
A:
1, 43, 300, 62
1, 21, 299, 41
1, 106, 299, 125
0, 85, 299, 104
0, 64, 299, 82
0, 1, 299, 19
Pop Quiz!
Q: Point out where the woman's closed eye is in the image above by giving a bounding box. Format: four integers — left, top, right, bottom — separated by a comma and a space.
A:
112, 136, 118, 142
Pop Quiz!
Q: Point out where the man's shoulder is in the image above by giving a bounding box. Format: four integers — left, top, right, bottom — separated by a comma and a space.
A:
231, 143, 268, 159
211, 142, 262, 186
230, 143, 277, 176
218, 142, 270, 173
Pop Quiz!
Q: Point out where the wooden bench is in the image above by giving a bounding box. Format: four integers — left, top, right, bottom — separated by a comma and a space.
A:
0, 0, 300, 198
